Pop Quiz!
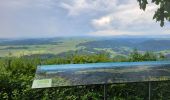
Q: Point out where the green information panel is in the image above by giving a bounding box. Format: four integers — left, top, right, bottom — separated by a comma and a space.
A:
32, 61, 170, 88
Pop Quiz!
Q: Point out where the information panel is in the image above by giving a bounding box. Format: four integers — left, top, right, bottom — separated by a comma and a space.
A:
32, 61, 170, 88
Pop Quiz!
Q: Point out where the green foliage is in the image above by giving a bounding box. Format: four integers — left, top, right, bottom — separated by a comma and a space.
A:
129, 49, 165, 61
0, 51, 169, 99
138, 0, 170, 27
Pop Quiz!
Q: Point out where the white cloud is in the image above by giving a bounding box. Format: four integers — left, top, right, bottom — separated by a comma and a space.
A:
62, 0, 156, 29
92, 16, 113, 28
60, 0, 89, 15
89, 0, 163, 36
91, 2, 158, 29
60, 0, 118, 16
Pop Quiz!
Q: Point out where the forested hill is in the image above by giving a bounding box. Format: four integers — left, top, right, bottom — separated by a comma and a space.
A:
0, 38, 62, 46
77, 38, 170, 51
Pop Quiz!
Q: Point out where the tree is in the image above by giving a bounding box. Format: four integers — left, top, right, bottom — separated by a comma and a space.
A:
129, 49, 143, 61
138, 0, 170, 27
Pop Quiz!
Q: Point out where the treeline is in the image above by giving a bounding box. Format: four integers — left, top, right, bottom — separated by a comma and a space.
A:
129, 49, 165, 61
0, 49, 170, 100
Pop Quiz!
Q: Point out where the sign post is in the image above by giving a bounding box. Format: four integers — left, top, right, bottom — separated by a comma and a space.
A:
149, 82, 151, 100
104, 84, 107, 100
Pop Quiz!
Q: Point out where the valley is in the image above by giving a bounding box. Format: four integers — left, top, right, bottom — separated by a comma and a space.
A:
1, 36, 170, 59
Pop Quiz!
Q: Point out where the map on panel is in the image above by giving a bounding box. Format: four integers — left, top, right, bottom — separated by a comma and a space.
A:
32, 61, 170, 88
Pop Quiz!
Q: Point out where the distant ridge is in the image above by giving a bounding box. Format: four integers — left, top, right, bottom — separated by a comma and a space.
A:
1, 34, 170, 40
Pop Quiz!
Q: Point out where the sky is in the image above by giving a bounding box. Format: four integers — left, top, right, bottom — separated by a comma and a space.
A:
0, 0, 170, 38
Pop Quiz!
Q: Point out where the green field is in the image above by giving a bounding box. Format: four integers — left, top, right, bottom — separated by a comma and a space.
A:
0, 38, 95, 57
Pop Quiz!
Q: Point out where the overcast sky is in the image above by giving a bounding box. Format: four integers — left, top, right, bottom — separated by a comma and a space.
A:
0, 0, 170, 38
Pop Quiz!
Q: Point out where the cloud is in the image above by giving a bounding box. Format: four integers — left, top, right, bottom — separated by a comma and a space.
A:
91, 1, 158, 29
92, 16, 113, 28
0, 0, 169, 38
89, 29, 145, 36
60, 0, 89, 15
88, 0, 166, 36
60, 0, 118, 16
60, 0, 158, 31
163, 30, 170, 34
88, 28, 170, 36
